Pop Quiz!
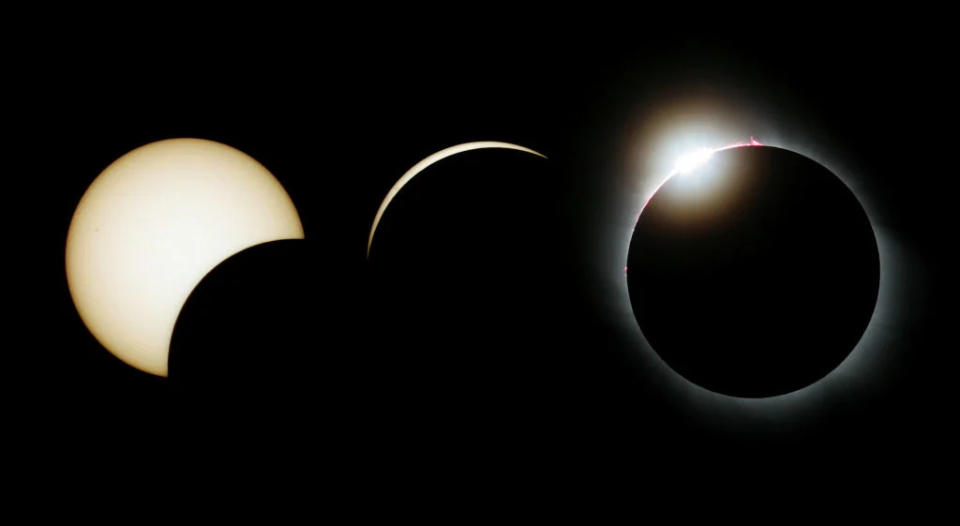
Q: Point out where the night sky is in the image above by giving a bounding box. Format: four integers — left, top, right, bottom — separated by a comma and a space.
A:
13, 13, 950, 492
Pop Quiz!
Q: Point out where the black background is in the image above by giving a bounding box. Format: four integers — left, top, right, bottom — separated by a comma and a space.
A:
12, 10, 951, 496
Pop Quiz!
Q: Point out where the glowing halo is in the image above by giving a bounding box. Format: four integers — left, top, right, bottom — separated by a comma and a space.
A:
366, 141, 547, 259
619, 129, 892, 415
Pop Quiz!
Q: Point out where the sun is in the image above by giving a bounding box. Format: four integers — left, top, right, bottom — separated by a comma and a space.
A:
65, 138, 304, 376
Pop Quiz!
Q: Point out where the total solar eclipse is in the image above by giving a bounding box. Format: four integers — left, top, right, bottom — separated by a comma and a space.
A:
626, 145, 880, 398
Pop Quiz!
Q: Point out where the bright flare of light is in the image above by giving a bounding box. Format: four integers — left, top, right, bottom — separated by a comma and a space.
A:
65, 138, 304, 376
641, 137, 765, 215
672, 147, 716, 175
366, 141, 546, 259
672, 138, 764, 176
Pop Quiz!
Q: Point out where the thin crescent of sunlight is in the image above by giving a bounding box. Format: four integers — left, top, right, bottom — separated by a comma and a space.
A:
366, 141, 546, 259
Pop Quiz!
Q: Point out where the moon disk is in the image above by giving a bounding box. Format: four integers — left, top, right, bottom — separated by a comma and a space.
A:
366, 141, 546, 258
66, 138, 304, 376
626, 145, 879, 397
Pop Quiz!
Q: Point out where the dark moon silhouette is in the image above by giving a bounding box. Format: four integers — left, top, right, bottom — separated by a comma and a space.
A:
627, 146, 880, 397
168, 240, 368, 414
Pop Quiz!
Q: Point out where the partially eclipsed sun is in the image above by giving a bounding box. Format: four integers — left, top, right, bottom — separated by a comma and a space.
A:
65, 138, 304, 376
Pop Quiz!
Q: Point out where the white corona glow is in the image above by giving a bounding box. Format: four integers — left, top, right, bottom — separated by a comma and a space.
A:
672, 147, 715, 175
366, 141, 546, 258
65, 138, 304, 376
625, 125, 892, 416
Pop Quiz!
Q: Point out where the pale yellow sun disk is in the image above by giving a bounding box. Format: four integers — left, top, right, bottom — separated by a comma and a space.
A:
65, 138, 304, 376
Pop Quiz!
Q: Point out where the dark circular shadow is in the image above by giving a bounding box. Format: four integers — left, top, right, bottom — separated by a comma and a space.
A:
169, 240, 368, 418
627, 146, 879, 397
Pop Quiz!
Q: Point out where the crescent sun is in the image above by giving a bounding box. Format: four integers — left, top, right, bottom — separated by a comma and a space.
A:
65, 138, 304, 376
366, 141, 547, 258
